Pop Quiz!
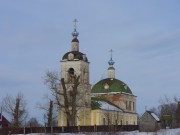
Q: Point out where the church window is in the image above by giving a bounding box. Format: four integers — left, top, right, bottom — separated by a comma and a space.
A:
120, 120, 122, 125
68, 68, 74, 75
103, 118, 106, 125
126, 121, 128, 125
133, 102, 135, 111
126, 101, 128, 110
129, 101, 132, 110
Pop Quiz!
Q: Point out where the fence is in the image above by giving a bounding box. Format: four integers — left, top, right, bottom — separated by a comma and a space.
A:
0, 125, 139, 135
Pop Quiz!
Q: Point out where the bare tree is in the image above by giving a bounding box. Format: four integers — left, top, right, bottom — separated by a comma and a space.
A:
173, 96, 179, 103
150, 95, 179, 128
1, 92, 28, 127
149, 107, 161, 118
176, 102, 180, 128
44, 70, 80, 126
47, 100, 53, 127
159, 95, 177, 117
37, 97, 57, 127
26, 117, 42, 127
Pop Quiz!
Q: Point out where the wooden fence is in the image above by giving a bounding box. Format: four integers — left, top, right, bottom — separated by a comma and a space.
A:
0, 125, 138, 135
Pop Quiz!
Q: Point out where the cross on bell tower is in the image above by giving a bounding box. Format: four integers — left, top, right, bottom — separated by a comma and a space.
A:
73, 19, 78, 29
110, 49, 113, 58
72, 19, 79, 37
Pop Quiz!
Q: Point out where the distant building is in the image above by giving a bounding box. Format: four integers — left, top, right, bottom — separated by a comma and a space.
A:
139, 111, 161, 132
0, 114, 10, 128
58, 21, 137, 126
176, 102, 180, 128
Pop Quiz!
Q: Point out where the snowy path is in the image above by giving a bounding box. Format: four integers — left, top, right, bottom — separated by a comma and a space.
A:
14, 128, 180, 135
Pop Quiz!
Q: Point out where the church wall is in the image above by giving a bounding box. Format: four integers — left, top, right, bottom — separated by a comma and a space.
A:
90, 110, 137, 126
78, 108, 91, 126
124, 113, 138, 125
60, 60, 91, 105
58, 110, 67, 126
60, 60, 89, 84
59, 58, 91, 126
58, 108, 138, 126
58, 107, 92, 126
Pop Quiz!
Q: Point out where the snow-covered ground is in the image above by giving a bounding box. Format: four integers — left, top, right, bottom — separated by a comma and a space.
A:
14, 128, 180, 135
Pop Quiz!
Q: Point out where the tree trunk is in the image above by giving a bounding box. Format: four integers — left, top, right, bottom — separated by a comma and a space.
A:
13, 98, 20, 127
47, 100, 53, 127
61, 76, 80, 126
71, 76, 80, 126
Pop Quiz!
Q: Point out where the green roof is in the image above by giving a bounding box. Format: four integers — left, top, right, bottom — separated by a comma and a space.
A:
91, 78, 132, 94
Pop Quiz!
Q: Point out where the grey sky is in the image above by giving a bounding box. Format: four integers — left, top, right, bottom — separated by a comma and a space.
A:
0, 0, 180, 121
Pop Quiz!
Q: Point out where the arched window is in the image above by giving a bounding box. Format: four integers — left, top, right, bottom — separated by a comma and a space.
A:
68, 68, 74, 75
126, 101, 128, 110
133, 102, 135, 111
129, 101, 132, 110
120, 120, 123, 125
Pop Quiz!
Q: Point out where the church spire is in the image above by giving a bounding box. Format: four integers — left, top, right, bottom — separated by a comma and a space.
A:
71, 19, 79, 51
108, 49, 115, 79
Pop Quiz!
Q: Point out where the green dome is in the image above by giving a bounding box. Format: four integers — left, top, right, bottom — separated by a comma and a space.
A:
91, 78, 132, 94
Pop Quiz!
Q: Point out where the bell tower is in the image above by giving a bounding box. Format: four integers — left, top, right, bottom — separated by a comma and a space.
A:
59, 19, 91, 126
60, 19, 90, 86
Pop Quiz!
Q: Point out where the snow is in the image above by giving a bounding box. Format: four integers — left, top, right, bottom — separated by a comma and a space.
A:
151, 112, 160, 121
98, 100, 122, 112
14, 128, 180, 135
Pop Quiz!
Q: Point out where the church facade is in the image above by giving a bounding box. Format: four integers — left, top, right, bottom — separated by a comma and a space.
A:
58, 23, 137, 126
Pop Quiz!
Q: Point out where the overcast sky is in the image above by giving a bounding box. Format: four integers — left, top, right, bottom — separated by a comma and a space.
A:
0, 0, 180, 122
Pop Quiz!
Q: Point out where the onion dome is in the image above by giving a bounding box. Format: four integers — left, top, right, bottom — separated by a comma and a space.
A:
91, 78, 132, 94
108, 58, 115, 66
72, 28, 79, 37
72, 28, 79, 42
